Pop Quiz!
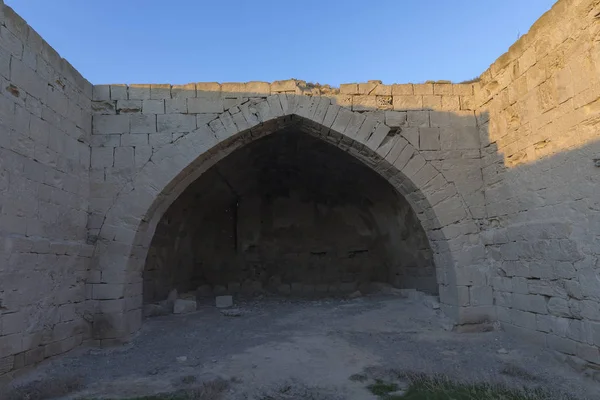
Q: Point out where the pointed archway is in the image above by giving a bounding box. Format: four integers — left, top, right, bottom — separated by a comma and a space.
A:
89, 94, 487, 342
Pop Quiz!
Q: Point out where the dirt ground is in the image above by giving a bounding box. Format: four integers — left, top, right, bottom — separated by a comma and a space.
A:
5, 293, 600, 399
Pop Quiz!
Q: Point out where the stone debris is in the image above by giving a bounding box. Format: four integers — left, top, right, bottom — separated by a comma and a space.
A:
423, 295, 441, 309
143, 303, 170, 317
498, 348, 509, 354
221, 308, 243, 317
348, 290, 362, 299
216, 295, 234, 309
173, 299, 197, 314
176, 356, 187, 363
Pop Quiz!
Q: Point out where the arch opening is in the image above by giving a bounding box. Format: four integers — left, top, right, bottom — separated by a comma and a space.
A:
142, 126, 438, 306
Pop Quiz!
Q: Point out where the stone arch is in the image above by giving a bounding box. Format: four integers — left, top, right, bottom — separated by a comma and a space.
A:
90, 94, 478, 342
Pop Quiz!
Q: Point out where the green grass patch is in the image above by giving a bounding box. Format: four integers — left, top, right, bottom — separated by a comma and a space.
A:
367, 374, 574, 400
367, 379, 399, 396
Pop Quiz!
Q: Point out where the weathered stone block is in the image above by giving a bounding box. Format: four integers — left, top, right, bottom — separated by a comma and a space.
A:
215, 295, 233, 308
188, 97, 224, 114
547, 297, 570, 317
142, 99, 165, 114
157, 114, 196, 133
173, 299, 197, 314
93, 115, 129, 134
419, 127, 440, 150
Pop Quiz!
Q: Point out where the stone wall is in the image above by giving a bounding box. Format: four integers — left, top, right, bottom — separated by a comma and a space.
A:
2, 0, 599, 381
476, 0, 600, 370
143, 130, 436, 303
0, 2, 93, 377
88, 81, 487, 332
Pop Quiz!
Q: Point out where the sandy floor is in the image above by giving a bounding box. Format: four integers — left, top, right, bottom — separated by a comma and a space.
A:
6, 293, 600, 399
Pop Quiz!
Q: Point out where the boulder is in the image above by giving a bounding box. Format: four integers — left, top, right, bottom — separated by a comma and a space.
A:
173, 299, 197, 314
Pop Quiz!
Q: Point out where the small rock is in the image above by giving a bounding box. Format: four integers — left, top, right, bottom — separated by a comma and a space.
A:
176, 356, 187, 363
216, 295, 233, 308
221, 308, 243, 317
174, 299, 197, 314
497, 348, 509, 355
423, 295, 440, 309
348, 290, 362, 299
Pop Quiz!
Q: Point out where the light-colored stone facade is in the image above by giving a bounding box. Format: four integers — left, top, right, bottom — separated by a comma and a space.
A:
0, 0, 598, 380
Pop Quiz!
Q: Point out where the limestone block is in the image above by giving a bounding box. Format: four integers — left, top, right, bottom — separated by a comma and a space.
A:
270, 80, 297, 93
441, 96, 460, 111
440, 126, 479, 150
92, 284, 124, 300
510, 309, 537, 330
93, 115, 129, 134
330, 107, 353, 133
157, 114, 196, 133
0, 21, 22, 56
91, 147, 113, 168
114, 147, 134, 168
93, 85, 111, 101
142, 99, 165, 114
422, 95, 442, 110
414, 84, 433, 95
165, 98, 187, 114
547, 297, 570, 317
0, 334, 23, 357
173, 299, 197, 314
110, 85, 127, 100
116, 100, 141, 114
406, 111, 429, 127
245, 81, 270, 97
384, 111, 407, 127
171, 83, 196, 98
393, 95, 422, 111
365, 123, 390, 150
215, 295, 233, 308
150, 84, 171, 100
392, 84, 413, 95
432, 195, 467, 227
402, 153, 426, 178
11, 58, 46, 101
130, 114, 156, 134
339, 83, 358, 94
129, 84, 151, 100
433, 83, 453, 95
352, 95, 377, 111
513, 293, 547, 314
411, 162, 438, 188
419, 127, 440, 150
188, 97, 224, 114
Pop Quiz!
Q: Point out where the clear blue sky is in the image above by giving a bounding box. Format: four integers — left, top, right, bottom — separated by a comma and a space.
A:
6, 0, 555, 86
